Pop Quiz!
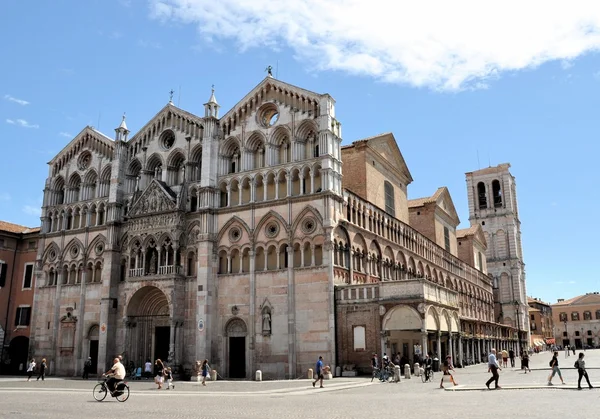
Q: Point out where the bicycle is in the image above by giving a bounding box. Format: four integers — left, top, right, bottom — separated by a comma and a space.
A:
93, 375, 130, 402
371, 366, 394, 382
421, 368, 434, 383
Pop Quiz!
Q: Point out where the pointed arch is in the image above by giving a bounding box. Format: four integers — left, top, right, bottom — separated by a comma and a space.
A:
245, 131, 266, 151
127, 158, 142, 176
63, 237, 84, 260
269, 125, 292, 146
43, 242, 61, 263
296, 119, 318, 140
254, 210, 288, 242
100, 164, 111, 181
291, 205, 324, 238
166, 148, 186, 167
87, 234, 107, 258
146, 153, 164, 172
221, 136, 241, 156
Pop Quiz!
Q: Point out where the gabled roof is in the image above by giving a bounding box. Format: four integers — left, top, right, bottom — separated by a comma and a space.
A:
408, 187, 460, 225
344, 132, 413, 184
0, 220, 40, 234
457, 224, 487, 247
128, 102, 204, 143
49, 126, 114, 165
220, 76, 326, 123
553, 293, 600, 307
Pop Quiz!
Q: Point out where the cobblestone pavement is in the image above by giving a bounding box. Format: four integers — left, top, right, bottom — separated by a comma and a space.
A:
1, 350, 598, 419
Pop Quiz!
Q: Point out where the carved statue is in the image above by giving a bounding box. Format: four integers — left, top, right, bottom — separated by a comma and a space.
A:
262, 311, 272, 335
265, 65, 273, 77
149, 251, 156, 274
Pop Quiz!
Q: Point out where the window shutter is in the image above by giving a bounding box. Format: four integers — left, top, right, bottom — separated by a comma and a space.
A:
14, 308, 21, 326
0, 263, 6, 287
25, 307, 31, 326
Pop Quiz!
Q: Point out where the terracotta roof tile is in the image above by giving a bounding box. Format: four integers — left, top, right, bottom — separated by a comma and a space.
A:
457, 226, 479, 238
0, 220, 40, 234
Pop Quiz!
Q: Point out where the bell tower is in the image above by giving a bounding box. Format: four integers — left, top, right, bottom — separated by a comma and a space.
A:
465, 163, 529, 349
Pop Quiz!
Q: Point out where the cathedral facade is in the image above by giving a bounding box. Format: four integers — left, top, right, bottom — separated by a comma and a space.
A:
31, 76, 520, 378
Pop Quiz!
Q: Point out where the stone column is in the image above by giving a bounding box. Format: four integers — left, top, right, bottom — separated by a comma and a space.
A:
458, 335, 464, 366
421, 331, 428, 357
52, 267, 64, 374
169, 320, 176, 363
286, 246, 297, 378
437, 331, 442, 359
72, 268, 88, 376
449, 333, 454, 364
249, 250, 256, 373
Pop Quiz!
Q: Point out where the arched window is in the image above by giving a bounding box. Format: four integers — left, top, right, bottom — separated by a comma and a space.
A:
477, 182, 487, 209
384, 181, 395, 217
492, 179, 502, 208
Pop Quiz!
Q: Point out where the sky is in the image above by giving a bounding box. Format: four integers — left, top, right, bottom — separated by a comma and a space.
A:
1, 0, 599, 304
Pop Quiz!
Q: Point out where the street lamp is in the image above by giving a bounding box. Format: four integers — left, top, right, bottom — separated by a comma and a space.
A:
513, 301, 521, 351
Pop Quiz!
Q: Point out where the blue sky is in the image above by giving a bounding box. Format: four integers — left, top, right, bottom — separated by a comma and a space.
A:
1, 0, 599, 304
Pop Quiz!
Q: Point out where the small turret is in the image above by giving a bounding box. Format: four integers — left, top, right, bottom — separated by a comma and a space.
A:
115, 113, 129, 141
204, 85, 220, 118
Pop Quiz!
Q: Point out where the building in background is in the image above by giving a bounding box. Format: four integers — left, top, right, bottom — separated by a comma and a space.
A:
465, 164, 529, 350
0, 221, 40, 374
552, 293, 600, 349
527, 297, 554, 349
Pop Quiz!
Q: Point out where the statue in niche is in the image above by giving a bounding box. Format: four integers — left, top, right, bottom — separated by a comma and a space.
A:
262, 310, 272, 335
148, 251, 157, 275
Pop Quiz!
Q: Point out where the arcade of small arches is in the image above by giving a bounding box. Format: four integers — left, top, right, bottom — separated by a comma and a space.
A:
124, 141, 202, 195
126, 234, 185, 278
333, 226, 494, 322
218, 121, 319, 176
45, 261, 104, 286
217, 241, 324, 274
44, 200, 108, 233
47, 166, 111, 207
215, 164, 323, 209
51, 132, 114, 176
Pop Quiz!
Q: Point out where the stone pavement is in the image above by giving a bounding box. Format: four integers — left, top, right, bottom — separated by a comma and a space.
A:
0, 349, 599, 419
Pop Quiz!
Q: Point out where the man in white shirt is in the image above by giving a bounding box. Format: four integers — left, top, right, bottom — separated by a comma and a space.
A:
104, 358, 126, 394
485, 348, 502, 390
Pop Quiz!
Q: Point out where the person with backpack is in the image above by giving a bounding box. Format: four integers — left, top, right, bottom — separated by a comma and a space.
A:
547, 351, 564, 385
83, 357, 92, 379
575, 353, 593, 390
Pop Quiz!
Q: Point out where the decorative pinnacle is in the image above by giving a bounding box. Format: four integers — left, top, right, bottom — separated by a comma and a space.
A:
169, 89, 174, 103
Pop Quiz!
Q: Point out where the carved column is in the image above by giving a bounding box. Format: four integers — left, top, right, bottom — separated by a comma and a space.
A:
226, 185, 232, 207
437, 331, 442, 358
274, 179, 279, 200
458, 335, 463, 366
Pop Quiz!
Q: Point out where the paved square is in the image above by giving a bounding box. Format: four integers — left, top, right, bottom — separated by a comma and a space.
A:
1, 350, 598, 419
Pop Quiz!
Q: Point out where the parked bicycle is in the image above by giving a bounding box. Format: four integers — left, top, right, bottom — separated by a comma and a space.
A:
93, 374, 130, 402
371, 366, 394, 382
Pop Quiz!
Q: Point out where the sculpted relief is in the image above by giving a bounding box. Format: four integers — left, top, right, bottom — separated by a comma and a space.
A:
128, 180, 177, 217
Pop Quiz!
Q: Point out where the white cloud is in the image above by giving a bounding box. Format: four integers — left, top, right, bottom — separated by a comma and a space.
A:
149, 0, 600, 91
4, 94, 29, 105
22, 205, 41, 217
59, 132, 73, 138
0, 192, 11, 201
561, 60, 574, 70
6, 118, 39, 128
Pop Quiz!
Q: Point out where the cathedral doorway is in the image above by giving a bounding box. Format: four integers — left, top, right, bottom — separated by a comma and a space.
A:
88, 325, 99, 374
126, 286, 170, 368
226, 318, 247, 379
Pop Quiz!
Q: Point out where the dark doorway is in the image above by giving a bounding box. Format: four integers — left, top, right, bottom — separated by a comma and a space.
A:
575, 339, 582, 349
229, 337, 246, 378
8, 336, 29, 375
89, 340, 99, 374
154, 326, 170, 362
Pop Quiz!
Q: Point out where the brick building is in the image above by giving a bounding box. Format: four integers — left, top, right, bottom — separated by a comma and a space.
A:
0, 221, 40, 374
527, 297, 554, 349
552, 293, 600, 349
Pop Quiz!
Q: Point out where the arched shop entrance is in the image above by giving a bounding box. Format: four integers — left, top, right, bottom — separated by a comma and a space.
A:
381, 305, 424, 364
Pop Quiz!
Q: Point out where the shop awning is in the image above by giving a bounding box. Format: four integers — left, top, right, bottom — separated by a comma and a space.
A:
545, 338, 556, 345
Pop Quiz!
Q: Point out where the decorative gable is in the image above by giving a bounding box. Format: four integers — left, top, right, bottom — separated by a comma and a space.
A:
366, 133, 413, 184
50, 126, 114, 177
128, 179, 177, 217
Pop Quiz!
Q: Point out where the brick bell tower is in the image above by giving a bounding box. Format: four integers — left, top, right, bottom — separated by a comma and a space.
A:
465, 163, 529, 350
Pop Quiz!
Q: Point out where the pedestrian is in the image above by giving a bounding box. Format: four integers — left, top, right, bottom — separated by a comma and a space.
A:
575, 353, 593, 390
501, 349, 508, 368
572, 346, 576, 356
83, 357, 92, 379
26, 358, 36, 381
565, 345, 569, 358
144, 358, 152, 379
154, 359, 165, 390
508, 349, 515, 367
440, 355, 457, 389
521, 351, 531, 373
36, 358, 47, 381
312, 356, 324, 388
165, 367, 174, 390
547, 351, 565, 385
201, 359, 210, 386
485, 348, 502, 390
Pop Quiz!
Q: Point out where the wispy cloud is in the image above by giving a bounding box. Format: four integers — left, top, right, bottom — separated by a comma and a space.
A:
4, 94, 30, 106
6, 119, 39, 129
22, 205, 41, 217
0, 192, 11, 202
560, 60, 574, 70
138, 39, 162, 49
59, 132, 73, 138
149, 0, 600, 91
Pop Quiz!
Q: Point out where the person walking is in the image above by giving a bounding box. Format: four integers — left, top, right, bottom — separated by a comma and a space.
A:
312, 356, 324, 388
572, 346, 576, 356
26, 359, 36, 381
508, 349, 515, 367
547, 351, 565, 385
165, 367, 174, 390
485, 349, 502, 390
201, 359, 210, 386
83, 357, 92, 379
501, 349, 509, 368
144, 358, 152, 379
575, 353, 593, 390
154, 359, 165, 390
565, 345, 569, 358
440, 355, 457, 389
522, 351, 531, 373
36, 358, 47, 381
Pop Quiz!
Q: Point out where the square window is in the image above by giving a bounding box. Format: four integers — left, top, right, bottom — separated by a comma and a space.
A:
15, 306, 31, 327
